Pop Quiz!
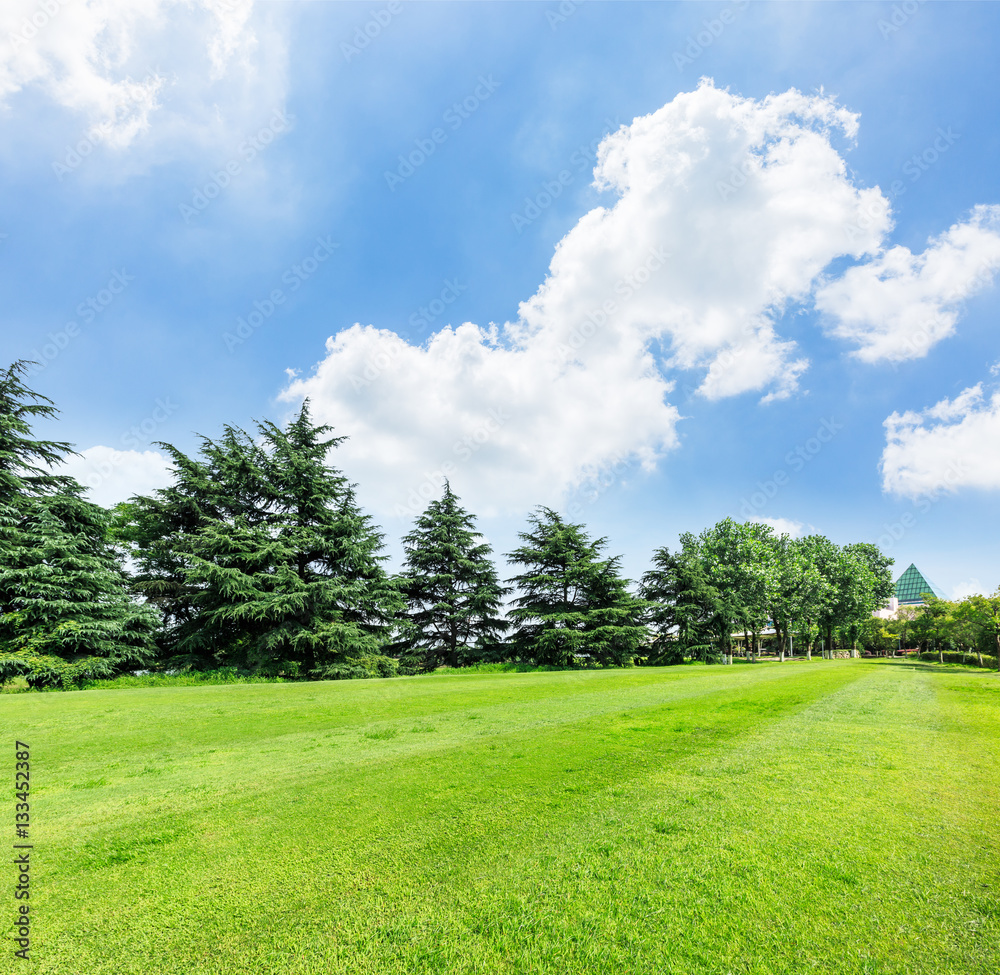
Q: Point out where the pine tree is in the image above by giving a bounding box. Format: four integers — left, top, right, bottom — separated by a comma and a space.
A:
0, 361, 158, 688
640, 542, 722, 663
395, 482, 507, 671
506, 507, 648, 667
119, 402, 403, 678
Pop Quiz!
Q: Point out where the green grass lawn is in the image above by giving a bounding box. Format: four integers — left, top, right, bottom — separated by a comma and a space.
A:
4, 660, 999, 974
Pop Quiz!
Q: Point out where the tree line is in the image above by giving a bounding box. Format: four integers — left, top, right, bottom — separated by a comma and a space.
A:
865, 594, 1000, 667
2, 361, 997, 688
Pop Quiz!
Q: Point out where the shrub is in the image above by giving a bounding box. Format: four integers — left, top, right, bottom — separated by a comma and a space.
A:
916, 651, 999, 669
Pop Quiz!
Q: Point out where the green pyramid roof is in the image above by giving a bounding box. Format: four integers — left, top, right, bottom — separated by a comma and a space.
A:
894, 563, 942, 604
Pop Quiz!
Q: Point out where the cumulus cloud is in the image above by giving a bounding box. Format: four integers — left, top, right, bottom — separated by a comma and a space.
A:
815, 205, 1000, 362
515, 80, 886, 398
950, 578, 985, 601
0, 0, 285, 157
281, 321, 680, 517
752, 516, 806, 538
283, 80, 900, 515
881, 382, 1000, 498
60, 446, 173, 509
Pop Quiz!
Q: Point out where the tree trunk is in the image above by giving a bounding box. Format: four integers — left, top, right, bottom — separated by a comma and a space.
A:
937, 641, 943, 665
977, 650, 983, 667
995, 633, 1000, 671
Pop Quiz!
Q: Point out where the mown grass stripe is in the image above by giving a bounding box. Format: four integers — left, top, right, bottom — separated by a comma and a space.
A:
4, 661, 998, 974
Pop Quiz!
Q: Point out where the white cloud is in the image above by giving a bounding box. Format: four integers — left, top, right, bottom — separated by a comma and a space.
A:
0, 0, 286, 158
815, 205, 1000, 362
752, 516, 805, 538
60, 446, 173, 508
881, 382, 1000, 497
281, 322, 680, 517
515, 80, 886, 398
283, 81, 897, 516
950, 578, 985, 601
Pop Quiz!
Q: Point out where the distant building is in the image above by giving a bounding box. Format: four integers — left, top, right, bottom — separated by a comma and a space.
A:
893, 563, 943, 605
873, 563, 943, 619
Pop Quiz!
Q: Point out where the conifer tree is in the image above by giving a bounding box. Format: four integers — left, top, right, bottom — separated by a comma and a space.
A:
120, 402, 403, 677
506, 507, 648, 666
640, 542, 722, 663
0, 361, 158, 687
395, 483, 507, 671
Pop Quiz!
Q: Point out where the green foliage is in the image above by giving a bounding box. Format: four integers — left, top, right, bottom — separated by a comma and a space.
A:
7, 360, 979, 682
0, 362, 158, 686
692, 518, 779, 660
507, 507, 650, 666
768, 533, 830, 658
640, 543, 720, 663
117, 402, 403, 677
394, 482, 508, 671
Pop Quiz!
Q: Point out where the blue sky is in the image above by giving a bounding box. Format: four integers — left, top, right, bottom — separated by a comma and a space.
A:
2, 0, 998, 597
